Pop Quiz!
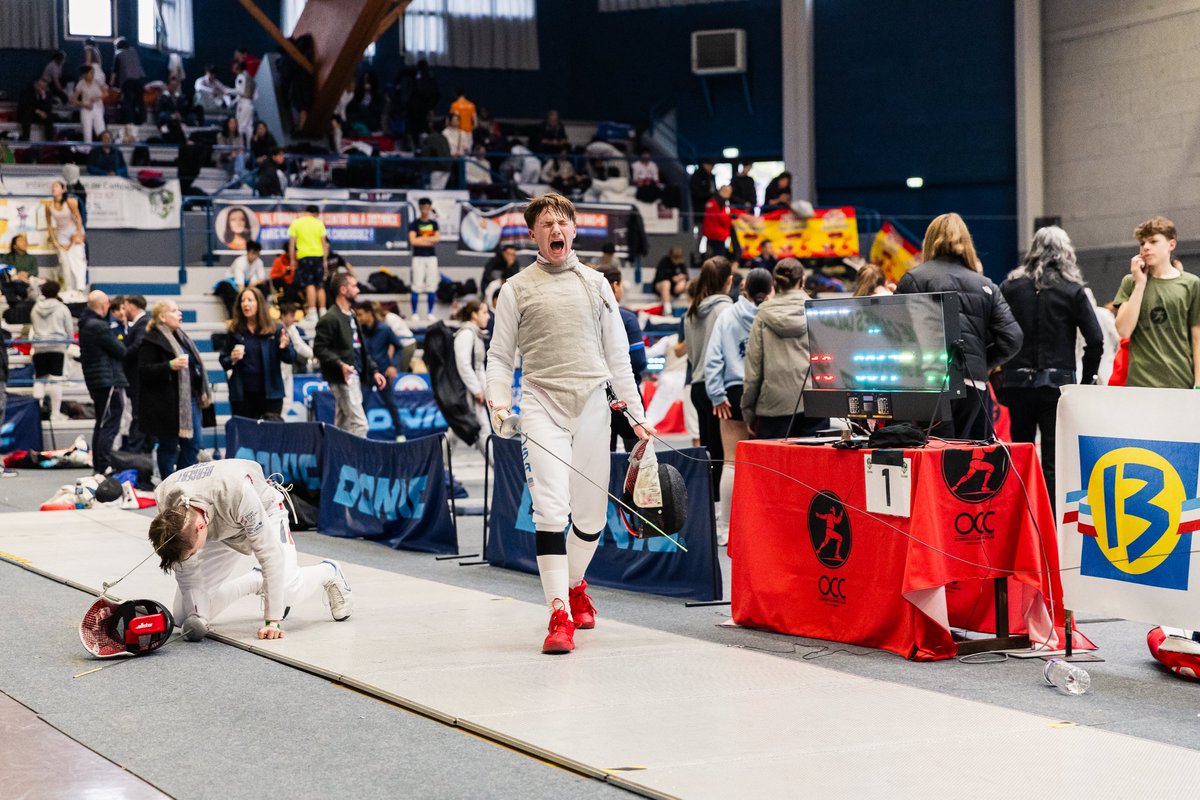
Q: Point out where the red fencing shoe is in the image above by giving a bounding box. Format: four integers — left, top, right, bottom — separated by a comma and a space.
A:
542, 599, 575, 655
569, 580, 596, 630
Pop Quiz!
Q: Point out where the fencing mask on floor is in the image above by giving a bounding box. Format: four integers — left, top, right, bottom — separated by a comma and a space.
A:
79, 597, 175, 658
619, 440, 687, 539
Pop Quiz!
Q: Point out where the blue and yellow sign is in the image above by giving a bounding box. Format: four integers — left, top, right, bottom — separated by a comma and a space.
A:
1062, 436, 1200, 591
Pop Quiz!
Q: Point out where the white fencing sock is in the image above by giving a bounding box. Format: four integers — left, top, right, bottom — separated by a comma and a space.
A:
47, 380, 64, 418
567, 527, 602, 588
718, 463, 735, 539
535, 529, 569, 610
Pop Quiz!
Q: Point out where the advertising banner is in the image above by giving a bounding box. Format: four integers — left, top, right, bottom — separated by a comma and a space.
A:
1057, 384, 1200, 630
733, 206, 860, 260
353, 189, 468, 240
224, 417, 324, 496
486, 437, 721, 600
870, 221, 922, 284
311, 387, 447, 440
319, 426, 457, 554
0, 395, 43, 453
212, 199, 410, 256
458, 201, 637, 256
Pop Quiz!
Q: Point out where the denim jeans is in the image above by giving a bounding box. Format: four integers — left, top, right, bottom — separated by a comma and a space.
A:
155, 399, 202, 480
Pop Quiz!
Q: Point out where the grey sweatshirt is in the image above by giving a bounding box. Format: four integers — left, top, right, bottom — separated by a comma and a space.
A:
485, 252, 643, 423
155, 459, 289, 621
741, 288, 813, 425
682, 293, 733, 385
30, 297, 75, 355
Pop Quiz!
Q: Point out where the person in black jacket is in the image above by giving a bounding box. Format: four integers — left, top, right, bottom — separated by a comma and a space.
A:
1000, 226, 1103, 506
895, 213, 1022, 439
17, 78, 54, 142
120, 295, 153, 453
78, 291, 128, 475
313, 274, 385, 438
139, 301, 213, 479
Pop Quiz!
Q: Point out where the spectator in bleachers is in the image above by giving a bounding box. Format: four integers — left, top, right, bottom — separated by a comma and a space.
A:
597, 265, 646, 452
473, 106, 503, 151
250, 121, 278, 162
195, 65, 233, 115
533, 109, 569, 154
45, 180, 87, 293
120, 295, 152, 454
466, 143, 494, 187
482, 244, 517, 291
751, 240, 777, 273
78, 291, 128, 475
157, 74, 204, 127
82, 39, 105, 87
702, 185, 735, 259
3, 233, 38, 280
18, 78, 55, 142
71, 66, 106, 144
270, 251, 301, 306
139, 300, 213, 478
597, 243, 627, 273
314, 274, 386, 438
689, 160, 716, 229
450, 88, 476, 133
42, 50, 68, 104
113, 38, 146, 125
653, 246, 689, 313
327, 250, 355, 279
762, 171, 793, 212
443, 112, 472, 158
29, 280, 73, 422
257, 147, 290, 197
540, 146, 584, 196
232, 47, 261, 77
228, 240, 268, 293
354, 301, 404, 434
349, 70, 383, 133
452, 299, 492, 456
631, 149, 661, 198
422, 114, 452, 189
232, 60, 256, 145
216, 116, 247, 178
86, 130, 128, 177
729, 161, 757, 211
221, 286, 295, 420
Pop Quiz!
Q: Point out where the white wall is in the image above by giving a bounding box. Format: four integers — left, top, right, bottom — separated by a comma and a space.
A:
1043, 0, 1200, 251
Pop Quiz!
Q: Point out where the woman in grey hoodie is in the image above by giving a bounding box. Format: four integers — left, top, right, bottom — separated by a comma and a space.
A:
680, 256, 734, 499
703, 268, 775, 545
742, 259, 830, 439
29, 279, 75, 421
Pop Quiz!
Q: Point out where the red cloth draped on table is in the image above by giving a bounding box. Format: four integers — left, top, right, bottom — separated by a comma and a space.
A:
730, 440, 1090, 660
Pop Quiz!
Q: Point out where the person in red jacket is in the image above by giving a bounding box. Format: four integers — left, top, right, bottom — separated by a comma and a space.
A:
702, 184, 735, 258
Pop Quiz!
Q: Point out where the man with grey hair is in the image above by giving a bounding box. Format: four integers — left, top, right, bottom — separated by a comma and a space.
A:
77, 290, 127, 474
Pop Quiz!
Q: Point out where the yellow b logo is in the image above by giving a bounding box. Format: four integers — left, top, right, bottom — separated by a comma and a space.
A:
1087, 448, 1184, 575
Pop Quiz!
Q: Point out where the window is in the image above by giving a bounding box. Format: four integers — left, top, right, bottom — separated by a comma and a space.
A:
138, 0, 194, 53
66, 0, 114, 39
403, 0, 537, 67
283, 0, 375, 58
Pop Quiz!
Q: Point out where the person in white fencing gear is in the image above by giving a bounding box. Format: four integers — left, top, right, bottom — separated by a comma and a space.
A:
485, 192, 654, 655
147, 458, 353, 642
80, 597, 174, 658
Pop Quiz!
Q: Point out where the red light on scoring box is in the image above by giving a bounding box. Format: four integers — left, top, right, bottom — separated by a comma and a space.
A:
810, 354, 833, 363
814, 374, 835, 383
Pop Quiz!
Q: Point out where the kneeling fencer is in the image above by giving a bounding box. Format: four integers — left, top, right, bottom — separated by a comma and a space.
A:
485, 192, 653, 654
147, 458, 353, 641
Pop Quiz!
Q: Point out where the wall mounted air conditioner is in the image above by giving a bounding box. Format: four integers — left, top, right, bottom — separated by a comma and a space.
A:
691, 29, 746, 75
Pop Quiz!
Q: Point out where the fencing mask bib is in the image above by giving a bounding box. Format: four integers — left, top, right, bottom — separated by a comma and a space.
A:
619, 440, 687, 538
80, 597, 175, 658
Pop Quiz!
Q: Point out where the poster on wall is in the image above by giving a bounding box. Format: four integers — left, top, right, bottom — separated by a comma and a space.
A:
212, 199, 411, 256
0, 177, 182, 252
352, 190, 468, 241
870, 221, 922, 284
457, 201, 638, 256
733, 206, 860, 260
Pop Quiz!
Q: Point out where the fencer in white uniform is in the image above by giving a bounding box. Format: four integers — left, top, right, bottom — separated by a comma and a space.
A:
149, 458, 352, 641
485, 192, 652, 654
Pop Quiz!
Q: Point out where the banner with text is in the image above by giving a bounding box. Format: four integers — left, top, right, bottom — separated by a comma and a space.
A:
458, 201, 636, 256
733, 206, 860, 260
311, 387, 447, 441
1057, 384, 1200, 630
224, 417, 324, 500
352, 189, 469, 241
319, 426, 457, 554
486, 437, 721, 600
0, 395, 43, 454
212, 200, 411, 256
870, 221, 922, 284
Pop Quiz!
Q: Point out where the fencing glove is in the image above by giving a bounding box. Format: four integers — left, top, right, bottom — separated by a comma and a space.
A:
486, 382, 521, 439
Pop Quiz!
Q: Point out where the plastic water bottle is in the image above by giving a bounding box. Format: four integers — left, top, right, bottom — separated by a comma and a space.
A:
1043, 658, 1091, 695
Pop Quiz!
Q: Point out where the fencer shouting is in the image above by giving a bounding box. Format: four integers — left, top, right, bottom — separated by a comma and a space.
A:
147, 458, 353, 641
485, 192, 653, 654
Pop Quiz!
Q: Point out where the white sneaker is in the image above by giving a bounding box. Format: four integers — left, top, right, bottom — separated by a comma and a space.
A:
49, 412, 70, 423
322, 560, 353, 621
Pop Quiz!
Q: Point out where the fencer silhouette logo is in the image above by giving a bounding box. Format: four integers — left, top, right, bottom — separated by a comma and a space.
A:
941, 446, 1010, 503
808, 491, 851, 569
1062, 436, 1200, 590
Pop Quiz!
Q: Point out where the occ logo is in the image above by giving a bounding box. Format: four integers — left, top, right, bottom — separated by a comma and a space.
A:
1064, 436, 1200, 590
808, 491, 851, 569
942, 446, 1010, 503
818, 575, 846, 600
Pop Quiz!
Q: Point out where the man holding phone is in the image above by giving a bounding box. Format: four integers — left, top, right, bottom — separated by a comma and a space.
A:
1113, 216, 1200, 389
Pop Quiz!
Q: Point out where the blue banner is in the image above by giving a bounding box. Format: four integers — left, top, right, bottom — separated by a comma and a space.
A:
311, 388, 447, 441
1, 395, 43, 454
486, 437, 721, 601
319, 426, 457, 554
224, 417, 324, 496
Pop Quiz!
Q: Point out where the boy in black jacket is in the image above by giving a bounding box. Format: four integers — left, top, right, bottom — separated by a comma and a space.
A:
313, 274, 385, 438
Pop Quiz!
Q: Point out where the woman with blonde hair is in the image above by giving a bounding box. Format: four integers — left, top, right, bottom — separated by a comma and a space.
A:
895, 213, 1022, 439
853, 263, 895, 297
